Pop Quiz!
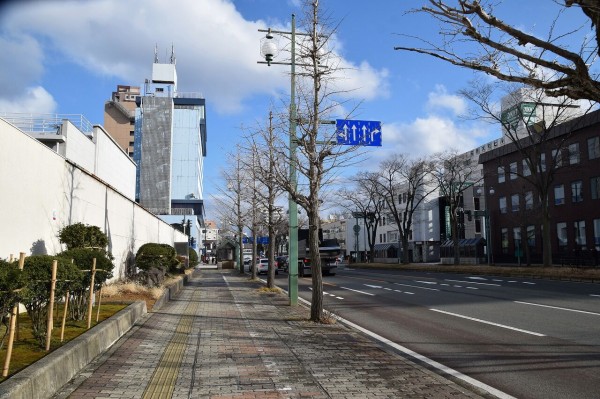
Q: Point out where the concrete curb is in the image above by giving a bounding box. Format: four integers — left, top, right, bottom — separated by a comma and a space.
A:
0, 271, 192, 399
0, 301, 147, 399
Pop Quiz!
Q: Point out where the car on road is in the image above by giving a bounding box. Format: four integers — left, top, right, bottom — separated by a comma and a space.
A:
276, 256, 288, 270
257, 258, 278, 275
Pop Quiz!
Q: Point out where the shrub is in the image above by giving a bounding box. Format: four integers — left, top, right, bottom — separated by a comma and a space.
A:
59, 248, 114, 320
135, 243, 180, 273
188, 248, 199, 267
58, 223, 108, 251
0, 259, 26, 350
20, 255, 83, 347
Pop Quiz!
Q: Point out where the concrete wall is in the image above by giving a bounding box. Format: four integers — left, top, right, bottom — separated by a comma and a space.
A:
0, 118, 187, 281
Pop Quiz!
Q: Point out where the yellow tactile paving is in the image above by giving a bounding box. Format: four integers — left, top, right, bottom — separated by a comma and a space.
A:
142, 291, 200, 399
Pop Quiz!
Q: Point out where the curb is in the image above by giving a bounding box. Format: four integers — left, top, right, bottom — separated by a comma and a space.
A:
0, 271, 192, 399
0, 301, 147, 399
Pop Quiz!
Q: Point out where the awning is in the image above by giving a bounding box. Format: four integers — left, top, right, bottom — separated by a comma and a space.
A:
440, 237, 486, 247
374, 243, 399, 251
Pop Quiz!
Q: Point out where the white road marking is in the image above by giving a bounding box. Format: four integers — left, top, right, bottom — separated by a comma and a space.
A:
467, 277, 488, 280
591, 294, 600, 297
492, 279, 503, 282
384, 287, 392, 291
445, 279, 501, 287
466, 287, 479, 290
335, 316, 518, 399
416, 280, 438, 285
394, 282, 439, 291
365, 284, 383, 289
341, 286, 375, 296
431, 309, 546, 337
282, 284, 517, 399
515, 301, 600, 316
336, 296, 344, 300
522, 282, 536, 285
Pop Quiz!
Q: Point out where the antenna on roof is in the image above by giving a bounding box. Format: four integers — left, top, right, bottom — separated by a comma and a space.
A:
154, 44, 159, 63
170, 43, 176, 65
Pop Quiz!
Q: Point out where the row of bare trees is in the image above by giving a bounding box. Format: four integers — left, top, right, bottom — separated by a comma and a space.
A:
339, 150, 478, 266
213, 0, 369, 322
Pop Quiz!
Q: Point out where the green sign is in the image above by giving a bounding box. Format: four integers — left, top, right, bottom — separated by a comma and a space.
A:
501, 102, 537, 131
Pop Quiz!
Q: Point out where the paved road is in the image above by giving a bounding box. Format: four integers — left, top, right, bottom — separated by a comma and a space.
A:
274, 267, 600, 399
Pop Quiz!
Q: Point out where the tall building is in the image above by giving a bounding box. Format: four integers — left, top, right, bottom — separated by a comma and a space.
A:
104, 85, 140, 156
134, 47, 207, 252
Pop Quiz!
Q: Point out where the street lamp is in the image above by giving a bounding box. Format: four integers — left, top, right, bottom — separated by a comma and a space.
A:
258, 15, 311, 306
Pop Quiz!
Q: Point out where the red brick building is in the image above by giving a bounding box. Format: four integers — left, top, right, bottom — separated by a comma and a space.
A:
479, 109, 600, 266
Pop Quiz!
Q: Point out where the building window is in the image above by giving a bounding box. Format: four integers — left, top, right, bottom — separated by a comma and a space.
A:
554, 184, 565, 205
552, 149, 563, 168
588, 137, 600, 160
594, 219, 600, 249
382, 217, 386, 226
129, 141, 134, 147
557, 222, 568, 247
511, 194, 520, 212
527, 225, 535, 247
538, 153, 546, 172
474, 197, 481, 211
130, 130, 135, 136
569, 143, 580, 165
574, 220, 586, 246
525, 191, 533, 210
513, 227, 522, 248
571, 180, 583, 203
591, 176, 600, 200
499, 196, 507, 214
501, 228, 509, 254
475, 219, 482, 234
509, 162, 518, 180
522, 159, 531, 176
498, 166, 505, 183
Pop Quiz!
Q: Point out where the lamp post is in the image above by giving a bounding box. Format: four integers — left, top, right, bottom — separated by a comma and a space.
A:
259, 15, 311, 306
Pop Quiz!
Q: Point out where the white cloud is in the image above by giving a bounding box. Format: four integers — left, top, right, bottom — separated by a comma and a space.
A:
0, 33, 45, 97
0, 0, 389, 115
0, 86, 56, 113
365, 116, 489, 167
426, 84, 466, 115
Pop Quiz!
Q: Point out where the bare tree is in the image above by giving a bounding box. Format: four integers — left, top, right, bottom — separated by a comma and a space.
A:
431, 150, 480, 265
212, 146, 252, 273
246, 111, 287, 288
339, 174, 385, 262
395, 1, 600, 102
461, 81, 594, 266
373, 155, 438, 264
269, 0, 367, 322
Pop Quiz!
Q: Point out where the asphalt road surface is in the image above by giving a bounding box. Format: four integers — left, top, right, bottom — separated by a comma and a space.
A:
273, 267, 600, 399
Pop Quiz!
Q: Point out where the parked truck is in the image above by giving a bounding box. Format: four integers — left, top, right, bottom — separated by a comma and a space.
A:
295, 228, 341, 277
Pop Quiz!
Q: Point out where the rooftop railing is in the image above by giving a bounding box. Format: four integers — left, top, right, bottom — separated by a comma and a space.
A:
0, 113, 94, 135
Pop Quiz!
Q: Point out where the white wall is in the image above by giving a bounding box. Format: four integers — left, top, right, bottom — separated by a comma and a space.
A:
93, 125, 136, 200
0, 118, 187, 281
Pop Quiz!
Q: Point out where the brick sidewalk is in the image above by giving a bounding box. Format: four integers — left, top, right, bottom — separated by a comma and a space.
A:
54, 269, 485, 399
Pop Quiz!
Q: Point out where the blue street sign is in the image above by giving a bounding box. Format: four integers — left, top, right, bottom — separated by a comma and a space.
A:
243, 236, 270, 244
336, 119, 382, 146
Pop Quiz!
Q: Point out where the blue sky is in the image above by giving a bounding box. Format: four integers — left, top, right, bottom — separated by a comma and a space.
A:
0, 0, 590, 219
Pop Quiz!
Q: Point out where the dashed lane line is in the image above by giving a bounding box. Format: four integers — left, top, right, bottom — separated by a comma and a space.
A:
431, 309, 546, 337
515, 301, 600, 316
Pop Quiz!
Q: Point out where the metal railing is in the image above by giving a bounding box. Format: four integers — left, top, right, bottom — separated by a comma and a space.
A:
0, 113, 94, 135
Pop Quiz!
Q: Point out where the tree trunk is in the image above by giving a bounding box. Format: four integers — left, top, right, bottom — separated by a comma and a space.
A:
267, 225, 276, 288
309, 210, 323, 322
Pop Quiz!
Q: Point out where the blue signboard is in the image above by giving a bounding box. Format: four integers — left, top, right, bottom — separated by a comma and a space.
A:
242, 236, 270, 244
336, 119, 382, 146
